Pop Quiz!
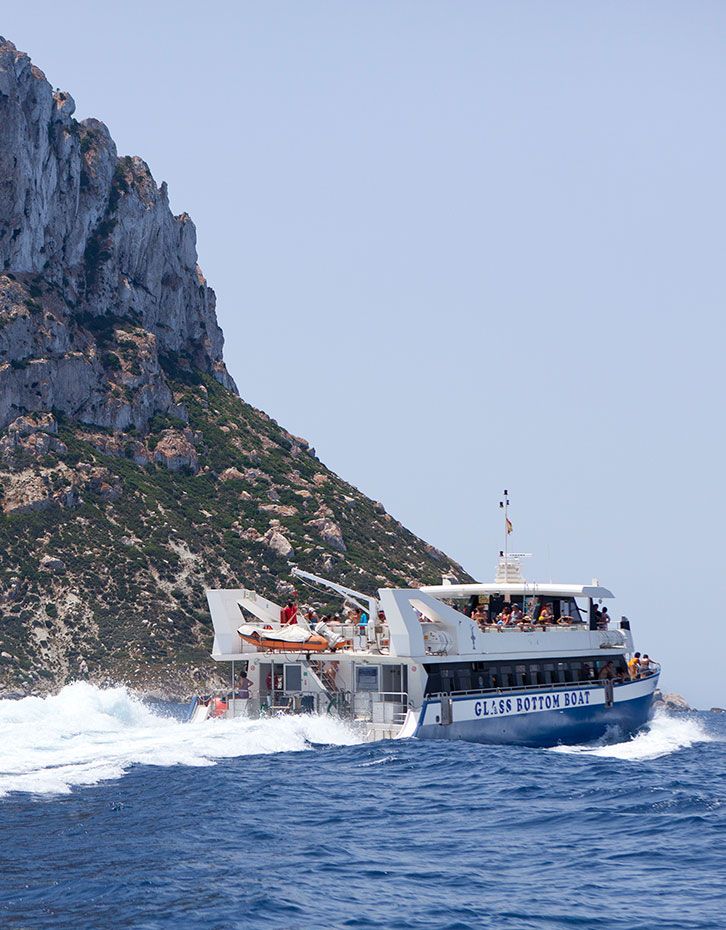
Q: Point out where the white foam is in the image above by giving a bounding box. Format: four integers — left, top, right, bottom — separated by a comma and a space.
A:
552, 708, 715, 761
0, 682, 362, 798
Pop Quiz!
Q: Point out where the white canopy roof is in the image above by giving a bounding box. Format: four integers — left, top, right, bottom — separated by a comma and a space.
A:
420, 582, 614, 599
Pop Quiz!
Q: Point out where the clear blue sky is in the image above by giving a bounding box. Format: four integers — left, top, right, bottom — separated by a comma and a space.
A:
4, 2, 725, 707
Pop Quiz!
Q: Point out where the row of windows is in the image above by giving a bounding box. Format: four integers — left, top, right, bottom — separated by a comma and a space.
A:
423, 656, 627, 695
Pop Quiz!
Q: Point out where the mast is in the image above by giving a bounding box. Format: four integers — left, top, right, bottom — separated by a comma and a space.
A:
499, 489, 511, 582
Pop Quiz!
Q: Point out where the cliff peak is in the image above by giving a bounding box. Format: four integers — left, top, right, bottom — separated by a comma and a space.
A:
0, 36, 235, 433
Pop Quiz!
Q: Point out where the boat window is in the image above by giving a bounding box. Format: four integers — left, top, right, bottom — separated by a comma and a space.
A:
381, 665, 407, 700
557, 662, 572, 684
474, 670, 488, 690
356, 666, 380, 692
423, 655, 623, 696
559, 598, 582, 622
284, 664, 302, 693
499, 665, 513, 688
424, 666, 442, 694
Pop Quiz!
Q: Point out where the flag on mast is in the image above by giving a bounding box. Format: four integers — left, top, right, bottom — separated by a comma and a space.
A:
506, 517, 513, 535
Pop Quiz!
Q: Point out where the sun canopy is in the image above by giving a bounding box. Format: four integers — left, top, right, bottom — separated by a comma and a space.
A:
420, 583, 614, 600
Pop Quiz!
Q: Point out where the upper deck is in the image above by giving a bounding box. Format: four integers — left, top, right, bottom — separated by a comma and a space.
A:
206, 566, 632, 664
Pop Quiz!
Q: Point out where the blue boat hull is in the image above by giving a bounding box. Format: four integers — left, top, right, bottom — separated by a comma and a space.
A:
414, 677, 658, 748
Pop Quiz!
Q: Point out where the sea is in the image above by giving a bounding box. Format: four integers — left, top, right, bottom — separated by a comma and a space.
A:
0, 683, 723, 930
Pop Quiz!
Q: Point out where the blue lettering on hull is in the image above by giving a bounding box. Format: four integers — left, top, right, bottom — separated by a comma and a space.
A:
416, 690, 656, 748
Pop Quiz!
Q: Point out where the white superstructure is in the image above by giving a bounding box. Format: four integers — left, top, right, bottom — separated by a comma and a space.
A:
194, 557, 659, 747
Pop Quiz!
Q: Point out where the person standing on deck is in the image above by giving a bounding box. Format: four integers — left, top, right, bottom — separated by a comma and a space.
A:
236, 669, 253, 698
280, 600, 298, 625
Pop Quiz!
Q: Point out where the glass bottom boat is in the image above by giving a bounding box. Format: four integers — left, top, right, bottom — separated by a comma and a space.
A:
190, 556, 659, 748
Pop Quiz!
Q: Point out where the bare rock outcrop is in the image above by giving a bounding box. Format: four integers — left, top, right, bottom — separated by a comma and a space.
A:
153, 429, 199, 473
263, 527, 295, 559
653, 690, 693, 713
308, 516, 347, 553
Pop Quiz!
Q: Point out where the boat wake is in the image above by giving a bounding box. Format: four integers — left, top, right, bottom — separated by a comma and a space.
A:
0, 682, 362, 798
551, 708, 715, 761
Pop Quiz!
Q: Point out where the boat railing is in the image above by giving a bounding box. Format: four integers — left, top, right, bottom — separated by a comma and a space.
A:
227, 689, 408, 722
352, 690, 409, 724
474, 622, 623, 635
426, 669, 659, 700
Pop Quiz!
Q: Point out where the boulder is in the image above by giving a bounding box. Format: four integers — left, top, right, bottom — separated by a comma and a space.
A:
2, 471, 51, 514
263, 528, 294, 559
308, 517, 347, 553
259, 504, 298, 517
153, 430, 198, 473
40, 554, 65, 573
218, 467, 245, 482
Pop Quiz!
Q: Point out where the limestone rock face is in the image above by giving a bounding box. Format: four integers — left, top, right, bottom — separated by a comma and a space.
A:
0, 36, 236, 433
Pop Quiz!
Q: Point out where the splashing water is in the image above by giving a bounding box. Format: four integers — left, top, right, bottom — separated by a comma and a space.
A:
0, 682, 362, 797
551, 707, 715, 761
2, 684, 718, 798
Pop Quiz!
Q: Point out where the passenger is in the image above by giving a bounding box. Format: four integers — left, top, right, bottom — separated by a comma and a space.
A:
280, 600, 298, 625
600, 606, 611, 627
236, 669, 253, 698
511, 605, 524, 624
538, 604, 553, 631
496, 607, 512, 629
305, 608, 319, 627
628, 652, 641, 679
615, 665, 628, 682
598, 660, 615, 680
326, 660, 339, 689
640, 654, 653, 674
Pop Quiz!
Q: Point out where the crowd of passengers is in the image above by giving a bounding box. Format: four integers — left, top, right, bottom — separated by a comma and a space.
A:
280, 600, 377, 631
594, 653, 656, 681
466, 601, 612, 632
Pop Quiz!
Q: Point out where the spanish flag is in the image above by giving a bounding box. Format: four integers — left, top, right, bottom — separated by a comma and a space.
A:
506, 517, 513, 535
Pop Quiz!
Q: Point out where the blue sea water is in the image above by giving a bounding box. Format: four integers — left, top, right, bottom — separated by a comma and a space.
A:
0, 684, 723, 930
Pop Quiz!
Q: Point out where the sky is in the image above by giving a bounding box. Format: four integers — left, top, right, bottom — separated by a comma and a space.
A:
3, 1, 725, 707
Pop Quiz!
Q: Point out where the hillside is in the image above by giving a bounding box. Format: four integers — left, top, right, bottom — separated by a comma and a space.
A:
0, 38, 468, 697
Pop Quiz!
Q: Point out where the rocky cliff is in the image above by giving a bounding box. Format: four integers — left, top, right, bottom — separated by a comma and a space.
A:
0, 37, 234, 434
0, 38, 468, 697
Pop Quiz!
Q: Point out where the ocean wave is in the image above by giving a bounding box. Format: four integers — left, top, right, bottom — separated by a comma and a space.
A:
0, 681, 362, 798
551, 708, 715, 761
